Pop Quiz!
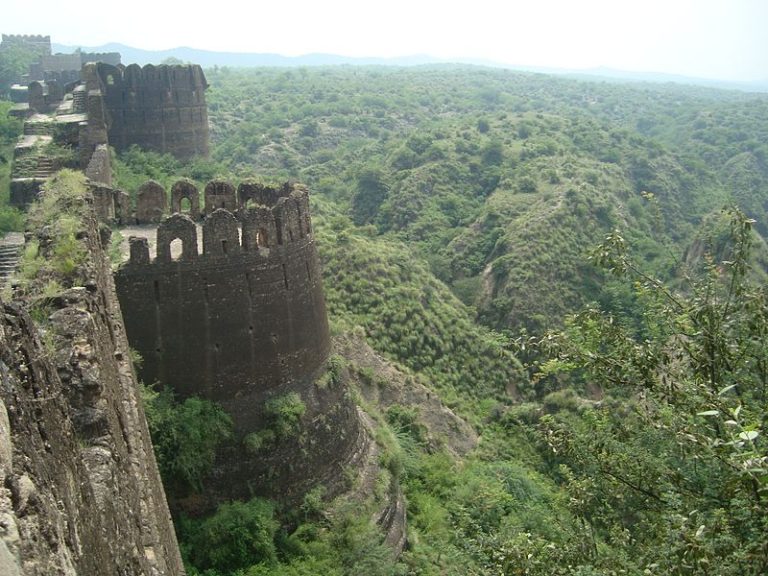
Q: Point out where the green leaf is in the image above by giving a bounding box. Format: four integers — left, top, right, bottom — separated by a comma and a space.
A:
718, 384, 737, 396
738, 430, 759, 441
697, 410, 719, 417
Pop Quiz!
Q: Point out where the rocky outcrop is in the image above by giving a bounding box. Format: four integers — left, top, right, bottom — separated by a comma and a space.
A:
0, 180, 183, 574
336, 333, 479, 457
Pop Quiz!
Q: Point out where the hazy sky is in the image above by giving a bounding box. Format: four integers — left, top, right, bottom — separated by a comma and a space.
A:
4, 0, 767, 81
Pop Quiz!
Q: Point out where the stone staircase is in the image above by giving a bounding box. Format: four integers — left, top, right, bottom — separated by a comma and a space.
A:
0, 233, 24, 287
72, 86, 87, 113
33, 156, 55, 178
23, 120, 54, 136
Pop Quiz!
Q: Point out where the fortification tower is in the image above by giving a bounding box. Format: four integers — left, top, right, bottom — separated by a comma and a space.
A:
115, 182, 366, 506
115, 181, 330, 428
95, 62, 210, 160
0, 34, 51, 55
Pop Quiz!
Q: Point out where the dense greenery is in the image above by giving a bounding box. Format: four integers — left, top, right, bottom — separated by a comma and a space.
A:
142, 386, 233, 494
200, 66, 768, 333
0, 100, 24, 232
121, 67, 768, 575
6, 64, 767, 574
15, 170, 90, 299
315, 200, 524, 416
519, 209, 767, 573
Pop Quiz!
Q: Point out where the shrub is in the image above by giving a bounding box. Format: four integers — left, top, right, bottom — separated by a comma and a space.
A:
182, 498, 278, 573
142, 386, 232, 493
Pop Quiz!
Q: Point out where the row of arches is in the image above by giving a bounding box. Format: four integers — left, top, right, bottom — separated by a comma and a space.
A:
128, 187, 313, 265
97, 62, 207, 93
134, 179, 309, 225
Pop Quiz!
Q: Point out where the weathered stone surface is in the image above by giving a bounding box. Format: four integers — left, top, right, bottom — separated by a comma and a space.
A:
96, 63, 209, 160
89, 182, 119, 222
115, 182, 360, 506
136, 180, 167, 223
202, 209, 240, 257
117, 183, 329, 406
85, 143, 111, 186
204, 180, 237, 214
0, 187, 183, 575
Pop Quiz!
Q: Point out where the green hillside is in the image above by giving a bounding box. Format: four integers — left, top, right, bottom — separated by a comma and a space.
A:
199, 66, 768, 333
5, 63, 766, 575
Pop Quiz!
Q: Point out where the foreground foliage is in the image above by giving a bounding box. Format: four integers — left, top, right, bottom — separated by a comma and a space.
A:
523, 208, 767, 573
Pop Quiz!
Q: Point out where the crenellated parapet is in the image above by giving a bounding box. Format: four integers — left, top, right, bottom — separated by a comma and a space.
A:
94, 62, 209, 160
0, 34, 51, 55
115, 183, 329, 424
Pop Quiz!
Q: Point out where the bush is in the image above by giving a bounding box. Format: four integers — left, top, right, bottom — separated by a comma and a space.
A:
182, 498, 279, 573
142, 386, 232, 493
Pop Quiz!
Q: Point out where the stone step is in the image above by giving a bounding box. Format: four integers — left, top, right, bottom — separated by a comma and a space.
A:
0, 234, 24, 287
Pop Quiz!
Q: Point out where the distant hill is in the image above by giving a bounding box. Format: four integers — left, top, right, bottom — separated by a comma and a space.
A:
52, 42, 438, 68
52, 42, 768, 93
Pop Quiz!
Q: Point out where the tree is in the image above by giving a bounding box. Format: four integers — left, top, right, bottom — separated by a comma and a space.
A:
525, 208, 768, 574
351, 166, 390, 225
0, 46, 37, 96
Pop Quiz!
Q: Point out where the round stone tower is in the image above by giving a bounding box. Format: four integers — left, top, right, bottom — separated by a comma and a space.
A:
95, 62, 209, 160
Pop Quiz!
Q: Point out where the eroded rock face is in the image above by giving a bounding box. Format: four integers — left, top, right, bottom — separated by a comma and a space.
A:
0, 188, 183, 574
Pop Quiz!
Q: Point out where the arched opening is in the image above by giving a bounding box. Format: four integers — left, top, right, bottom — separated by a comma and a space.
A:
221, 239, 228, 254
256, 229, 269, 248
106, 75, 114, 85
170, 238, 183, 261
180, 197, 191, 213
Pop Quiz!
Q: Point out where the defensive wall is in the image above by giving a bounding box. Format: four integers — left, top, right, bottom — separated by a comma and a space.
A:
115, 182, 330, 428
0, 34, 51, 56
96, 62, 210, 160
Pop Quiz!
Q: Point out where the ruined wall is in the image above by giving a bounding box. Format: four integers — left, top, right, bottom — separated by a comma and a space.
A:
113, 183, 363, 505
0, 34, 51, 56
115, 184, 330, 429
0, 184, 183, 574
96, 63, 209, 160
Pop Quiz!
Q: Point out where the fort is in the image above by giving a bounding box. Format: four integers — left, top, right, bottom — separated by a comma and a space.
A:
95, 63, 209, 160
115, 182, 330, 423
1, 35, 121, 85
1, 42, 407, 572
110, 179, 389, 513
9, 61, 210, 209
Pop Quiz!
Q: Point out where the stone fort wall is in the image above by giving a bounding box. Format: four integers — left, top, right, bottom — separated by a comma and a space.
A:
0, 34, 51, 55
96, 62, 209, 160
114, 183, 330, 429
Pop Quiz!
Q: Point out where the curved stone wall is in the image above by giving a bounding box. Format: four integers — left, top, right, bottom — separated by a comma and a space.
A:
96, 63, 209, 160
114, 184, 330, 429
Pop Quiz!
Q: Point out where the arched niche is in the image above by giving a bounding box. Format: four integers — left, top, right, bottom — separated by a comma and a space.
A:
241, 206, 278, 253
171, 179, 200, 219
203, 209, 240, 257
156, 213, 198, 263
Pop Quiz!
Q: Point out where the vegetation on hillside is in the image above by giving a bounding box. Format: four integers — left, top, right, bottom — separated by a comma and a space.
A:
4, 64, 768, 575
199, 66, 768, 332
0, 100, 24, 232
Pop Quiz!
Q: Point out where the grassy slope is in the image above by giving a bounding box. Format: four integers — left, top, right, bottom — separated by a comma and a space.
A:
203, 67, 767, 333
